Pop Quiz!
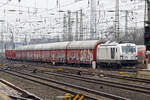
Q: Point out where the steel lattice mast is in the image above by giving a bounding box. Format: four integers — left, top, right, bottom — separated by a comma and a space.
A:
90, 0, 96, 40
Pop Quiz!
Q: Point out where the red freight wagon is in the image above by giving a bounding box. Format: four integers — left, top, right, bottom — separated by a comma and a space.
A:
6, 40, 102, 65
67, 40, 102, 64
5, 50, 16, 60
40, 42, 69, 63
15, 42, 69, 63
5, 50, 10, 59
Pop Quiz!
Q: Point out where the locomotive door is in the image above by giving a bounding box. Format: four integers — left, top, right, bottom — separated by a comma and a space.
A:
111, 48, 115, 59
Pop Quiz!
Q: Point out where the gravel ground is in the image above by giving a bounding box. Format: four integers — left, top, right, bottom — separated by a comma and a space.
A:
35, 71, 150, 100
9, 67, 150, 100
0, 72, 67, 100
0, 58, 150, 100
0, 82, 21, 97
10, 61, 150, 89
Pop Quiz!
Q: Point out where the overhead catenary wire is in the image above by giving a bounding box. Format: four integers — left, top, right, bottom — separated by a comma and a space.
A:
0, 0, 146, 44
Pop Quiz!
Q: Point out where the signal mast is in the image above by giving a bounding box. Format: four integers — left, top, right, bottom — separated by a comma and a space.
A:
145, 0, 150, 50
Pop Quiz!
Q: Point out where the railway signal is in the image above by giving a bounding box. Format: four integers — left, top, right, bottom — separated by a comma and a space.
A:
144, 26, 150, 50
145, 0, 150, 50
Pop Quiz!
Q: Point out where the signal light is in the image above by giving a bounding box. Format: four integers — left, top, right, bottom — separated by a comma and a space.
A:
145, 54, 148, 59
144, 26, 150, 50
146, 34, 149, 38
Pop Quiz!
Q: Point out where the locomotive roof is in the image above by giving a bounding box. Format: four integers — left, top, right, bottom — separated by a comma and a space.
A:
16, 42, 70, 50
67, 40, 102, 49
99, 43, 136, 47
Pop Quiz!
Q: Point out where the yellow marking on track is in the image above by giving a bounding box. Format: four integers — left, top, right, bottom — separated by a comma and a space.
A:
119, 72, 124, 74
120, 72, 136, 77
79, 95, 84, 100
65, 93, 71, 99
0, 64, 3, 66
58, 67, 63, 71
73, 94, 79, 100
88, 68, 93, 71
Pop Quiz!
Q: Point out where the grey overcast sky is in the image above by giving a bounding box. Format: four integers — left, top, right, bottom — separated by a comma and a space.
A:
0, 0, 145, 24
0, 0, 144, 19
0, 0, 145, 42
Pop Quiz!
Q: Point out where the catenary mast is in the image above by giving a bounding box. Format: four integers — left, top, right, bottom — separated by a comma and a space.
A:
90, 0, 96, 40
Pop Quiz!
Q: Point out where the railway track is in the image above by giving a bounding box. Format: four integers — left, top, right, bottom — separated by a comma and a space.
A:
38, 70, 150, 95
0, 79, 41, 100
19, 64, 150, 84
4, 62, 150, 85
0, 69, 128, 100
24, 63, 150, 83
45, 66, 150, 84
4, 64, 150, 92
2, 61, 150, 99
4, 66, 150, 99
97, 72, 150, 84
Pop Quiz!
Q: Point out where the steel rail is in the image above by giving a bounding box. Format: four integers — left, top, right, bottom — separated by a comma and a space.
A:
6, 66, 150, 95
2, 69, 128, 100
4, 65, 150, 92
98, 72, 150, 84
39, 71, 150, 95
0, 79, 41, 100
16, 63, 150, 84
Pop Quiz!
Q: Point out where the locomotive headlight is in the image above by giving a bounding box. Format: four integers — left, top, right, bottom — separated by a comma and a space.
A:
120, 55, 123, 60
136, 55, 138, 59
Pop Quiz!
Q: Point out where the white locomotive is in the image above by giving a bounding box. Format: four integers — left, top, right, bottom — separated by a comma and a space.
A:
97, 42, 138, 67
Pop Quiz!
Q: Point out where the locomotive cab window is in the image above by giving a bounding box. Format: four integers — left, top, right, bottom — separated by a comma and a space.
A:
122, 46, 136, 53
111, 48, 115, 59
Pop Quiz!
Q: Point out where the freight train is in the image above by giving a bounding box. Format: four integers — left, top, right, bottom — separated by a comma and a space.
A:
5, 40, 138, 68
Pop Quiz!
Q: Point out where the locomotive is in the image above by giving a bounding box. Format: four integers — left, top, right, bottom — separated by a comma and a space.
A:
97, 42, 137, 67
5, 40, 138, 68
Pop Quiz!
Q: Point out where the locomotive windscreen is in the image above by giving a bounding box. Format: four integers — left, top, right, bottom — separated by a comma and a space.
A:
122, 46, 136, 53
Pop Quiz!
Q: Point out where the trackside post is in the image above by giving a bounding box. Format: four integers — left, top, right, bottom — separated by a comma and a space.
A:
146, 51, 150, 70
92, 61, 96, 69
145, 53, 148, 69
